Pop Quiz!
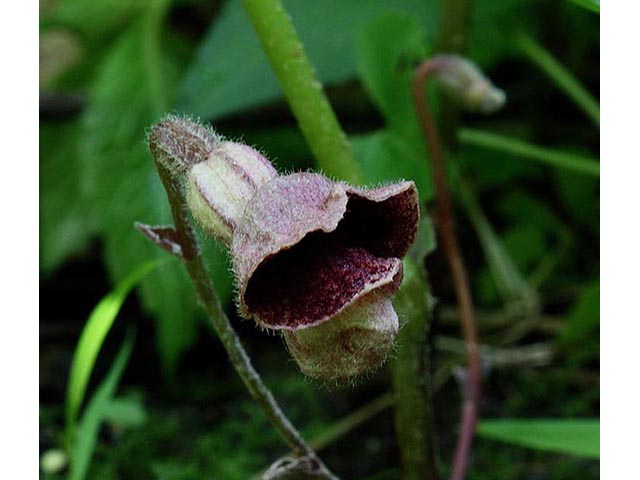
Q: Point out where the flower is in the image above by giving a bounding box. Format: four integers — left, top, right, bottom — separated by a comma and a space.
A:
149, 117, 420, 382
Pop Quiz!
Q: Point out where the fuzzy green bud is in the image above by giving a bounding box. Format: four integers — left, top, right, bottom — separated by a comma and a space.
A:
434, 55, 506, 113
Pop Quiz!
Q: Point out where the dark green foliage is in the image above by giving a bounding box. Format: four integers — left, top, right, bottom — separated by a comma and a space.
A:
178, 0, 438, 120
352, 13, 433, 199
40, 0, 597, 377
41, 2, 234, 374
477, 418, 599, 458
40, 0, 599, 477
77, 18, 203, 375
82, 373, 331, 480
558, 282, 600, 366
40, 122, 96, 273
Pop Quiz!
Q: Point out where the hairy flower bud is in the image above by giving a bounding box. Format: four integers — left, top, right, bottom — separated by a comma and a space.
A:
433, 55, 506, 113
148, 115, 219, 176
148, 117, 420, 382
186, 142, 277, 243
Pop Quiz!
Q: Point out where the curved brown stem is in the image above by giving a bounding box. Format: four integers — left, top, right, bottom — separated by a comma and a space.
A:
413, 59, 482, 480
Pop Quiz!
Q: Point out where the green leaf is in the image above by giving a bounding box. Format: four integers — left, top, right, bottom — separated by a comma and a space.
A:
79, 16, 233, 374
568, 0, 600, 14
351, 14, 439, 202
40, 121, 96, 274
177, 0, 437, 119
468, 0, 538, 68
178, 0, 543, 120
44, 0, 149, 38
459, 128, 599, 177
477, 419, 600, 459
355, 13, 427, 136
351, 129, 433, 201
65, 260, 162, 439
70, 331, 136, 480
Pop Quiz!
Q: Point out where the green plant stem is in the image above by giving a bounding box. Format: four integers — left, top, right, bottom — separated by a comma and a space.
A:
241, 0, 361, 184
152, 161, 336, 478
515, 32, 600, 126
392, 260, 438, 480
459, 128, 600, 176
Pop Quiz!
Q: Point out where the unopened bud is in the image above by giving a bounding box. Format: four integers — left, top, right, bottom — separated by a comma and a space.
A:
148, 116, 277, 244
186, 141, 277, 243
434, 55, 506, 113
148, 115, 219, 176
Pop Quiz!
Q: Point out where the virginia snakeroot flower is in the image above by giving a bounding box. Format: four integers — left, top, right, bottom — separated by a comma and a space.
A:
149, 116, 419, 382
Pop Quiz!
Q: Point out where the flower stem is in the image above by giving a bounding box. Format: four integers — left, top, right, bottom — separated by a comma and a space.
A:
413, 58, 482, 480
392, 260, 438, 480
240, 0, 361, 184
151, 160, 336, 478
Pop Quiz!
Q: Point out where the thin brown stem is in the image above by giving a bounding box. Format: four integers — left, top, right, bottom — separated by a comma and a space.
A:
413, 59, 482, 480
151, 161, 336, 478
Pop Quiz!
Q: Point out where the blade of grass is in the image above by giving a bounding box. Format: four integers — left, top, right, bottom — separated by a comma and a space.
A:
459, 128, 600, 177
568, 0, 600, 14
65, 259, 166, 443
309, 393, 394, 452
453, 165, 539, 312
515, 32, 599, 126
477, 418, 599, 459
70, 331, 136, 480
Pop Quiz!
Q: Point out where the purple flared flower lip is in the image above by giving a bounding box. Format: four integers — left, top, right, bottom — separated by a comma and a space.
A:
231, 172, 419, 331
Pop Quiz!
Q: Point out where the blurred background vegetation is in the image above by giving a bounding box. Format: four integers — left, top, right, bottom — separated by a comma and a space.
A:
40, 0, 599, 478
